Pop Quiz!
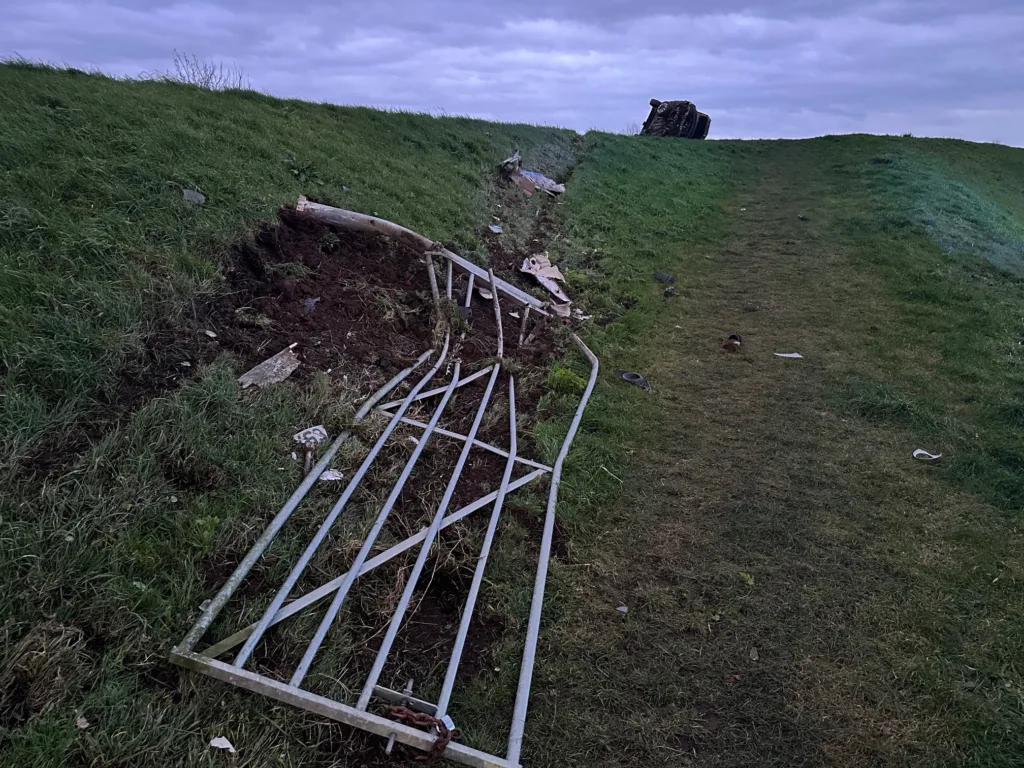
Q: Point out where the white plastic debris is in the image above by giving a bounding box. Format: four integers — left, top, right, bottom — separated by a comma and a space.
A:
293, 425, 329, 447
616, 605, 628, 614
773, 352, 804, 359
203, 329, 217, 338
238, 343, 300, 388
913, 449, 942, 461
477, 286, 494, 301
488, 224, 503, 234
509, 310, 520, 319
75, 714, 90, 730
521, 253, 569, 303
319, 469, 345, 482
210, 736, 236, 753
550, 303, 572, 318
183, 188, 205, 205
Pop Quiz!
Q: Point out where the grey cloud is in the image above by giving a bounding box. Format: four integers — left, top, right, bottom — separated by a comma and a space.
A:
2, 1, 1023, 145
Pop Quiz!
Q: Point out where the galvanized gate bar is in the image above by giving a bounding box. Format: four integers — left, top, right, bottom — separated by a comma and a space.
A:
198, 467, 549, 660
388, 415, 553, 473
377, 365, 492, 411
506, 336, 599, 766
357, 363, 503, 709
291, 360, 469, 687
436, 375, 518, 719
170, 650, 512, 768
233, 337, 453, 669
174, 349, 433, 655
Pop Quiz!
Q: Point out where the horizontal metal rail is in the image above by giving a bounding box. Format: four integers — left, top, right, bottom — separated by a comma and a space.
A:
377, 365, 492, 411
198, 467, 548, 659
174, 349, 433, 655
390, 415, 552, 472
171, 650, 511, 768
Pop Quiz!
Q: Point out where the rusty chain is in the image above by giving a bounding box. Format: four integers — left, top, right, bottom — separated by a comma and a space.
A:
386, 705, 462, 762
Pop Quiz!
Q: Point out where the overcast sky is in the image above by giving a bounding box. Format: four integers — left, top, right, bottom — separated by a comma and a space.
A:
3, 1, 1024, 144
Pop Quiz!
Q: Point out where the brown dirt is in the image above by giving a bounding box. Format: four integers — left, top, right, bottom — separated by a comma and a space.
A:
19, 205, 560, 483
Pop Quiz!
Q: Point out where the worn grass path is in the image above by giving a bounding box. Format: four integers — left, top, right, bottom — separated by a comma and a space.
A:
523, 142, 1024, 767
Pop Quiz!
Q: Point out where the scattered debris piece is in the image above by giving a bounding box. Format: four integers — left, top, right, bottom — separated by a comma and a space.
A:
501, 151, 565, 196
407, 436, 420, 446
723, 333, 743, 352
319, 469, 345, 482
183, 188, 205, 205
75, 714, 90, 730
653, 270, 675, 284
209, 736, 236, 754
518, 170, 565, 195
749, 648, 760, 661
550, 303, 572, 318
293, 425, 329, 447
179, 361, 191, 368
616, 605, 629, 614
640, 99, 711, 139
488, 224, 503, 234
521, 253, 569, 302
203, 329, 217, 338
169, 495, 178, 504
616, 370, 651, 390
773, 352, 803, 359
664, 286, 676, 298
238, 343, 300, 389
477, 286, 494, 301
291, 451, 298, 461
571, 307, 593, 322
302, 296, 321, 312
913, 449, 942, 461
509, 310, 520, 319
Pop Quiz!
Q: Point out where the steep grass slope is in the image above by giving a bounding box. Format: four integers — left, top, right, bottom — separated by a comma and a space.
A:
3, 62, 1024, 768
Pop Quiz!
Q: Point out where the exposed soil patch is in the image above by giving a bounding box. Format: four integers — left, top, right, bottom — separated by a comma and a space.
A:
19, 205, 561, 484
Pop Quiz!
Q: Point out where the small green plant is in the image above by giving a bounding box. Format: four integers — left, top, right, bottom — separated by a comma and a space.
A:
546, 366, 587, 395
320, 231, 340, 253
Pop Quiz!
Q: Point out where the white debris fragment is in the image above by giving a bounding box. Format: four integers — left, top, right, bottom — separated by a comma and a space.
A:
293, 425, 329, 447
238, 343, 300, 388
210, 736, 236, 753
76, 714, 90, 730
319, 469, 345, 482
773, 352, 803, 359
203, 329, 217, 338
520, 253, 569, 303
913, 449, 942, 461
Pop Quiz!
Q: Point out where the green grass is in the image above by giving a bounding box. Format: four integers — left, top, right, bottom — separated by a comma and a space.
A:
0, 63, 576, 461
0, 63, 578, 765
517, 136, 1024, 767
4, 62, 1024, 768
